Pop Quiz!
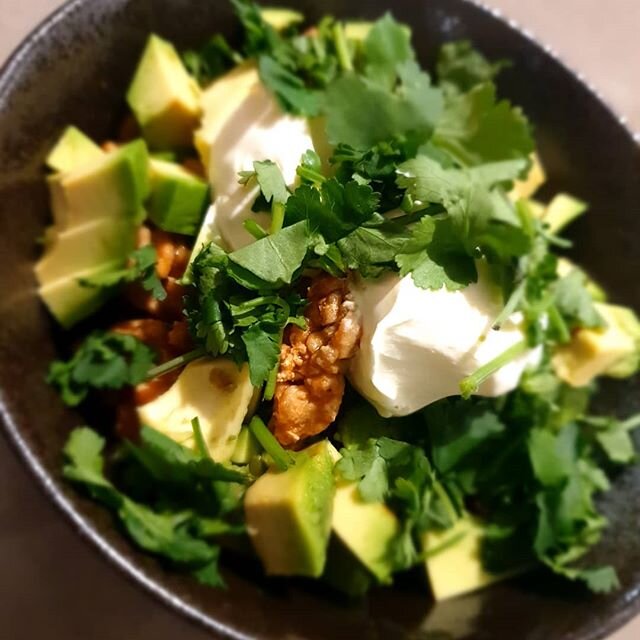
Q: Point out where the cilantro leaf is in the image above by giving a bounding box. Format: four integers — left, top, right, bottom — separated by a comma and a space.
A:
251, 159, 290, 204
79, 245, 167, 301
553, 270, 605, 329
241, 323, 282, 386
395, 216, 477, 291
47, 332, 157, 406
325, 66, 443, 150
285, 179, 379, 242
63, 428, 226, 580
183, 34, 242, 86
436, 41, 508, 95
228, 221, 310, 287
433, 83, 534, 167
337, 221, 412, 278
258, 55, 323, 116
362, 14, 414, 88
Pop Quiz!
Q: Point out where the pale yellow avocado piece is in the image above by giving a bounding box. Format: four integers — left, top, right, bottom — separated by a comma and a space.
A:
260, 7, 304, 30
127, 34, 202, 149
46, 126, 104, 173
136, 358, 254, 462
194, 62, 261, 172
424, 516, 504, 601
553, 303, 640, 387
332, 481, 398, 583
509, 153, 546, 201
49, 140, 149, 230
542, 193, 587, 234
344, 22, 374, 41
35, 218, 135, 285
244, 440, 336, 578
38, 260, 123, 329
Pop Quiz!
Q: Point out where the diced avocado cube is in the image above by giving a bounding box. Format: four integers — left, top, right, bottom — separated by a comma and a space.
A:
332, 481, 398, 584
127, 34, 201, 149
244, 440, 335, 577
260, 8, 304, 31
38, 260, 123, 329
231, 426, 261, 465
344, 22, 374, 41
553, 302, 640, 386
49, 139, 150, 230
424, 515, 505, 601
543, 193, 587, 234
323, 536, 374, 598
148, 159, 209, 235
46, 126, 104, 173
509, 153, 546, 201
137, 359, 255, 462
35, 218, 136, 285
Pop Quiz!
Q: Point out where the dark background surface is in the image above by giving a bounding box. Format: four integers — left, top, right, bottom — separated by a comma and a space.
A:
0, 1, 638, 639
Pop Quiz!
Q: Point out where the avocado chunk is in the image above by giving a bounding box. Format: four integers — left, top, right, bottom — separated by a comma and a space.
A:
509, 153, 546, 201
231, 426, 261, 466
137, 358, 255, 462
553, 303, 640, 387
148, 159, 209, 235
424, 515, 506, 600
332, 481, 398, 584
46, 126, 104, 173
49, 139, 150, 230
244, 440, 335, 577
323, 536, 374, 598
38, 260, 123, 329
194, 62, 261, 173
35, 218, 136, 285
127, 34, 201, 149
542, 193, 587, 234
260, 8, 303, 31
344, 22, 374, 41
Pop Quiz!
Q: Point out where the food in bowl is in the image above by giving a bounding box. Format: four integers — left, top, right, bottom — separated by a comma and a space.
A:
36, 0, 640, 600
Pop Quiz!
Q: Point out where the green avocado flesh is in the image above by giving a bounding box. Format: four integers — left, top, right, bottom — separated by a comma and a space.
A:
46, 126, 104, 173
127, 34, 201, 150
37, 130, 148, 327
148, 159, 209, 235
49, 139, 150, 230
244, 440, 335, 577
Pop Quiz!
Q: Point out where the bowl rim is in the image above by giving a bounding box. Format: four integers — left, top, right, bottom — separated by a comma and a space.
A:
0, 1, 638, 639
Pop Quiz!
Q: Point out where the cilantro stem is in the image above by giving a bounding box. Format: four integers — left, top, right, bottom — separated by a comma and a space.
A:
623, 414, 640, 431
296, 165, 326, 185
146, 348, 206, 380
248, 416, 294, 472
423, 530, 467, 559
263, 363, 278, 401
459, 339, 529, 399
191, 417, 210, 459
493, 280, 525, 330
243, 219, 268, 240
548, 303, 571, 344
270, 201, 286, 234
333, 22, 353, 72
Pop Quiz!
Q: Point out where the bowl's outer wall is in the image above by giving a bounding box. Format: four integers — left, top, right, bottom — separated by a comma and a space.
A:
0, 1, 639, 639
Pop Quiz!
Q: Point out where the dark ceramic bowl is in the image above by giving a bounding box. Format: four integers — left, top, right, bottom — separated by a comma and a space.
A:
1, 1, 639, 638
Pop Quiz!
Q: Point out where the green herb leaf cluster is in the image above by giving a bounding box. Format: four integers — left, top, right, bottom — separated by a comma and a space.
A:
47, 332, 157, 406
63, 426, 246, 586
186, 236, 308, 387
79, 245, 167, 301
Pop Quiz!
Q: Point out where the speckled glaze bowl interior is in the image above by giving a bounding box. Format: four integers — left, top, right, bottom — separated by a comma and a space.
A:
0, 1, 639, 639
